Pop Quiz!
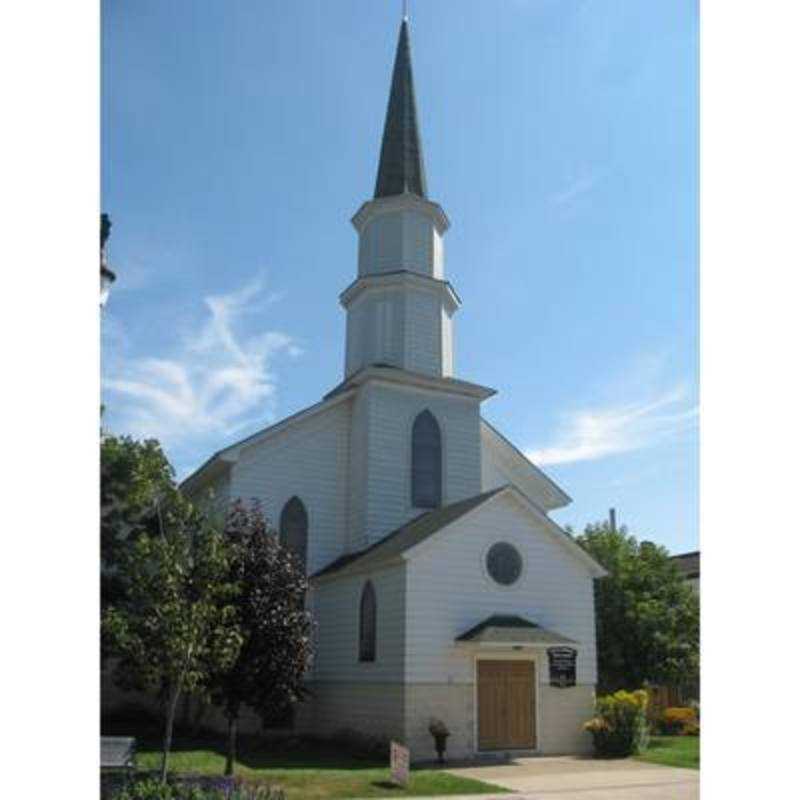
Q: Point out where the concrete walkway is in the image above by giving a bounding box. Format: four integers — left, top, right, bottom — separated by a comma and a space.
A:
441, 755, 698, 800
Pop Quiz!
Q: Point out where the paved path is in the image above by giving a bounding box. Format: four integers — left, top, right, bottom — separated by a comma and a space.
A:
441, 755, 698, 800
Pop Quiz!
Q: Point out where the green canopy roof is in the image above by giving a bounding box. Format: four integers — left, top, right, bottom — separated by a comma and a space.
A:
456, 615, 577, 646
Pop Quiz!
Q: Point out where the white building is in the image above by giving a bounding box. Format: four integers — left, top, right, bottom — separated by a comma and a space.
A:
183, 17, 606, 761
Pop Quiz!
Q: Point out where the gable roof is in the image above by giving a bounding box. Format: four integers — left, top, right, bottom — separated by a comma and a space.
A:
180, 390, 354, 495
671, 550, 700, 579
480, 418, 571, 510
311, 488, 505, 581
311, 484, 607, 582
455, 615, 577, 646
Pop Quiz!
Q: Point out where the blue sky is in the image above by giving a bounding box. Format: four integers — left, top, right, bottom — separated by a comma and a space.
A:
101, 0, 698, 552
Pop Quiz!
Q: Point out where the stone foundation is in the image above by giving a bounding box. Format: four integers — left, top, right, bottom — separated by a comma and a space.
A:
103, 671, 594, 758
404, 683, 474, 761
403, 681, 595, 761
295, 681, 405, 744
537, 684, 595, 754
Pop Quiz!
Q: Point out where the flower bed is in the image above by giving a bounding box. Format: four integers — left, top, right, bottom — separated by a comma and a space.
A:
584, 689, 650, 758
101, 773, 285, 800
659, 706, 699, 736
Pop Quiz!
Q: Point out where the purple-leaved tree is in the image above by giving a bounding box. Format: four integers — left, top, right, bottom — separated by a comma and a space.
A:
212, 501, 314, 776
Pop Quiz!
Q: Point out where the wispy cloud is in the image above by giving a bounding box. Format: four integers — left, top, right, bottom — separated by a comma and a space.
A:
103, 275, 301, 469
550, 169, 607, 207
526, 383, 697, 466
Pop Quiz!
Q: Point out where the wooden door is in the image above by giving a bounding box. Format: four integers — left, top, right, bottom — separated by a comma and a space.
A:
477, 660, 535, 750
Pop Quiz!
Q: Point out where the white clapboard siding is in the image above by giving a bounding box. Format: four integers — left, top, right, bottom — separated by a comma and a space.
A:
355, 382, 482, 546
312, 564, 406, 683
358, 209, 441, 278
184, 470, 232, 530
480, 422, 570, 512
441, 305, 454, 376
344, 289, 406, 376
403, 287, 442, 376
404, 491, 598, 685
229, 399, 352, 575
344, 283, 452, 378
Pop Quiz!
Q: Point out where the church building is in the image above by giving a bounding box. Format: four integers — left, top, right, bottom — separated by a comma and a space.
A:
183, 17, 606, 760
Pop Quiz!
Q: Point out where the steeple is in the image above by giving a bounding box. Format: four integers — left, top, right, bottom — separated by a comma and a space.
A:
374, 19, 427, 199
343, 14, 455, 382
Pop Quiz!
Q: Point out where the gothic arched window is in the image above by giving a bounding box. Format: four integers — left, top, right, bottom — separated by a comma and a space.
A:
359, 580, 377, 663
279, 496, 308, 572
411, 410, 442, 508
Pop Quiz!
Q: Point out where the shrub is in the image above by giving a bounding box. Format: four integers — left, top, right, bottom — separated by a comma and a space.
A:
107, 776, 286, 800
660, 706, 698, 736
331, 727, 391, 760
683, 720, 700, 736
109, 779, 189, 800
584, 689, 650, 757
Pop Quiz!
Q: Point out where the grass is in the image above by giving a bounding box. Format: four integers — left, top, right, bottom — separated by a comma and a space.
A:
636, 735, 699, 770
104, 719, 509, 799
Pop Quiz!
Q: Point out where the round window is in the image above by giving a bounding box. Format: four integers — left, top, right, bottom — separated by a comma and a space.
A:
486, 542, 523, 586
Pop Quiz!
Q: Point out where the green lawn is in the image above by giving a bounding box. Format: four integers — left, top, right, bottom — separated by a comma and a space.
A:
636, 736, 699, 770
115, 730, 509, 799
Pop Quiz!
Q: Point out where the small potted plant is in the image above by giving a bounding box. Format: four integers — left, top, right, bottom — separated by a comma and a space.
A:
428, 718, 451, 764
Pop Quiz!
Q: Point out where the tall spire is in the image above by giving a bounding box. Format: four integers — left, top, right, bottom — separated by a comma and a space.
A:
374, 19, 427, 199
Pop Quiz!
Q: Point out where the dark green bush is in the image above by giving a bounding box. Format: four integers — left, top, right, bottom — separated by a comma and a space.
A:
330, 727, 390, 760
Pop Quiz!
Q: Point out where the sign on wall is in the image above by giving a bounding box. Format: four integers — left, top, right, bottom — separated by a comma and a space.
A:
390, 741, 410, 787
547, 646, 577, 687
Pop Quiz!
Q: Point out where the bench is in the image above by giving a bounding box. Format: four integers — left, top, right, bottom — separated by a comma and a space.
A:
101, 737, 137, 771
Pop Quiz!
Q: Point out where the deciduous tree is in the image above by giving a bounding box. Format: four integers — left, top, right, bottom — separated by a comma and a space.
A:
211, 501, 314, 776
103, 520, 242, 782
575, 522, 699, 693
101, 435, 179, 610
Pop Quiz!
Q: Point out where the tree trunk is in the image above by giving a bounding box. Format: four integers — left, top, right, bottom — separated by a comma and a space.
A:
180, 694, 192, 730
190, 696, 207, 737
225, 714, 238, 776
160, 686, 182, 784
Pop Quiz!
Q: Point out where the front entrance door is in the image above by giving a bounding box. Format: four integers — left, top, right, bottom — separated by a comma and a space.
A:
477, 660, 536, 750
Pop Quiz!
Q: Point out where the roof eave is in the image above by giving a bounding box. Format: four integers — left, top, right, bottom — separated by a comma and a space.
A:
310, 555, 406, 586
454, 638, 576, 649
337, 365, 496, 402
434, 484, 607, 579
180, 452, 236, 495
351, 193, 450, 234
480, 418, 572, 508
339, 270, 461, 311
180, 389, 356, 493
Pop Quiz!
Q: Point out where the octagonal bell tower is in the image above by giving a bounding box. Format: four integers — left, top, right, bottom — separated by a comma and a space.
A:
342, 19, 459, 379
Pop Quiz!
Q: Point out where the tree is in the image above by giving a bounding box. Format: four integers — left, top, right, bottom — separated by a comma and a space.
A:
101, 434, 179, 610
575, 522, 699, 693
211, 501, 314, 776
102, 519, 243, 782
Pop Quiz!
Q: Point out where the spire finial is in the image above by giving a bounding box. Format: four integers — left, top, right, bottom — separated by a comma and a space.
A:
403, 0, 409, 22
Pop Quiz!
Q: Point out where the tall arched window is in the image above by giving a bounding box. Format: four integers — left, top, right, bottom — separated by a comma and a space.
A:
279, 496, 308, 573
359, 580, 377, 662
411, 410, 442, 508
